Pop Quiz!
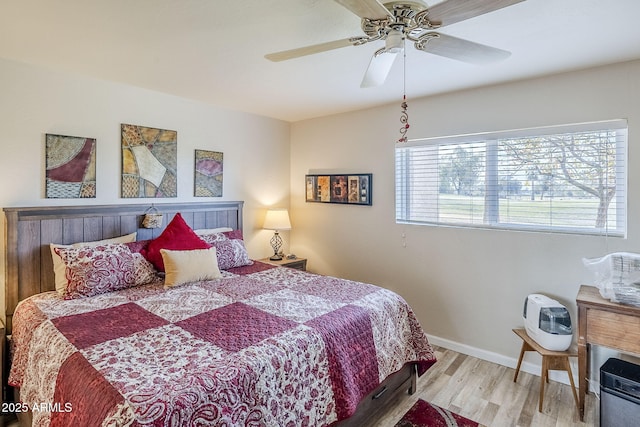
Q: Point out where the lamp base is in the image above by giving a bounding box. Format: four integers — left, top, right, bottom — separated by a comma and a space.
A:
269, 231, 284, 262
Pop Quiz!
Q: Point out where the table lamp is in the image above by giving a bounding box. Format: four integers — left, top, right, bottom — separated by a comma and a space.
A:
263, 209, 291, 260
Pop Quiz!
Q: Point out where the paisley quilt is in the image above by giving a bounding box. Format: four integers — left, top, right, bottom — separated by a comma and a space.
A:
9, 262, 435, 426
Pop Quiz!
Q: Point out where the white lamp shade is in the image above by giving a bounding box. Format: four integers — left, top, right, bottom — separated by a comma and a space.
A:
263, 209, 291, 231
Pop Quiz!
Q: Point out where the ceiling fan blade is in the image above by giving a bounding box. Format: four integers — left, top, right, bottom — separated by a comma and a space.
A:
361, 49, 398, 88
426, 0, 525, 28
416, 32, 510, 64
265, 38, 358, 62
334, 0, 392, 20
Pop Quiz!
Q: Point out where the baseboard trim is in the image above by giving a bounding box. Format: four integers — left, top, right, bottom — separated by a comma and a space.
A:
426, 334, 580, 388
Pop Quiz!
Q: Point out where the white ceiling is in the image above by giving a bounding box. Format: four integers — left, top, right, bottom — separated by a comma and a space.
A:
1, 0, 640, 122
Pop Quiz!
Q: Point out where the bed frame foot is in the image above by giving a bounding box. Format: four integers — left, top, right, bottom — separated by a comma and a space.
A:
408, 363, 418, 395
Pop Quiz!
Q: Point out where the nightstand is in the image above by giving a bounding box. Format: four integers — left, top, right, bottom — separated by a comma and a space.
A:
259, 257, 307, 271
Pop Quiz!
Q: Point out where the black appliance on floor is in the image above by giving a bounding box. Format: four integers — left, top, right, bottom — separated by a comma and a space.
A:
600, 357, 640, 427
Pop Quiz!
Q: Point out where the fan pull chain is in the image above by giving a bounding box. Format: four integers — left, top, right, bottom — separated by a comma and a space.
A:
398, 38, 409, 144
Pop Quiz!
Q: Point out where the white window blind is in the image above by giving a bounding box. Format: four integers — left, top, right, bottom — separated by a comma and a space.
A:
395, 120, 627, 236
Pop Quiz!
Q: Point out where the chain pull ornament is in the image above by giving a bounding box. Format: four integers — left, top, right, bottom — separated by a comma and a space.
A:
398, 95, 409, 143
397, 38, 409, 144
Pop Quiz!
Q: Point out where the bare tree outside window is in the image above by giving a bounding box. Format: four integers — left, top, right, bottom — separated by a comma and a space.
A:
501, 132, 618, 228
396, 120, 627, 236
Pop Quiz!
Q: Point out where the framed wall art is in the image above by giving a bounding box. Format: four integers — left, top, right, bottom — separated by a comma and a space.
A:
305, 173, 372, 205
194, 149, 223, 197
121, 123, 177, 198
45, 133, 96, 198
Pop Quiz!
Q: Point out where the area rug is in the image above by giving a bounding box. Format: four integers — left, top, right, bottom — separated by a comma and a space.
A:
395, 399, 479, 427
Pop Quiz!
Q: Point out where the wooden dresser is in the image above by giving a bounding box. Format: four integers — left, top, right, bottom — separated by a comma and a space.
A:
576, 285, 640, 420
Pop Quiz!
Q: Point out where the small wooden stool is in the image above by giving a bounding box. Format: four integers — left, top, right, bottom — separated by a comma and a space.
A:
512, 328, 579, 413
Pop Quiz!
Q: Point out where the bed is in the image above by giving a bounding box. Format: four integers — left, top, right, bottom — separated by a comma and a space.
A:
3, 202, 436, 426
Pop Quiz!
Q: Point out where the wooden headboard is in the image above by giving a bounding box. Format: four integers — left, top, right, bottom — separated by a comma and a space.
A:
3, 201, 243, 333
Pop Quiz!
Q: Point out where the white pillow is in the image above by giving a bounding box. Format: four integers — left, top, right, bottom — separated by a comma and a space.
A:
70, 232, 137, 247
51, 232, 137, 294
194, 227, 233, 236
161, 247, 222, 288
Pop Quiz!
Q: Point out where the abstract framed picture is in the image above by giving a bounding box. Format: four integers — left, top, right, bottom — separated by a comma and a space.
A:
194, 150, 223, 197
45, 133, 96, 198
121, 124, 177, 198
305, 173, 372, 205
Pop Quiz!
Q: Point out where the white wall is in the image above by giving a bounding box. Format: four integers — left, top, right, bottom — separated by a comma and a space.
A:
0, 58, 291, 320
2, 54, 638, 375
290, 60, 640, 361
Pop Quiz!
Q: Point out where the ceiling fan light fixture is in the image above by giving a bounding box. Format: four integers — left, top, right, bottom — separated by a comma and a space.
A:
266, 0, 523, 86
385, 28, 404, 53
361, 48, 398, 88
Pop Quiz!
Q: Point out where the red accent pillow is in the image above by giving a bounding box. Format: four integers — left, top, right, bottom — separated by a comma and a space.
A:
141, 213, 211, 271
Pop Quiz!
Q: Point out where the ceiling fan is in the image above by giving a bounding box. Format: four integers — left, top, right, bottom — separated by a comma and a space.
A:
265, 0, 525, 87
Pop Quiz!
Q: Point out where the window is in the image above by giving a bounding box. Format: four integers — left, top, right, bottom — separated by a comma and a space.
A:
395, 120, 627, 236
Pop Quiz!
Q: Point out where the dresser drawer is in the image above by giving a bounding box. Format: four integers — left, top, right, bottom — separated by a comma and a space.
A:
587, 308, 640, 354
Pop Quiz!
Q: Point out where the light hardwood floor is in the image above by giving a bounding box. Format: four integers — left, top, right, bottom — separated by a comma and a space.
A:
371, 346, 598, 427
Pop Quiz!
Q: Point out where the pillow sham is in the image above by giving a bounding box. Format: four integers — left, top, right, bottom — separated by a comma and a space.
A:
141, 213, 211, 272
194, 227, 233, 236
54, 244, 148, 299
161, 248, 222, 288
223, 229, 243, 240
125, 239, 151, 254
131, 253, 159, 286
51, 232, 138, 294
74, 232, 137, 247
199, 231, 252, 270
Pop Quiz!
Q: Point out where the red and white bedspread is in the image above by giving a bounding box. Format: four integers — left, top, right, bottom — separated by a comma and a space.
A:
9, 262, 435, 426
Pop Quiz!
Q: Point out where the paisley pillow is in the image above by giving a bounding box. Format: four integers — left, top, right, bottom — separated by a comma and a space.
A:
50, 232, 137, 294
199, 231, 252, 270
54, 244, 149, 300
132, 253, 159, 286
